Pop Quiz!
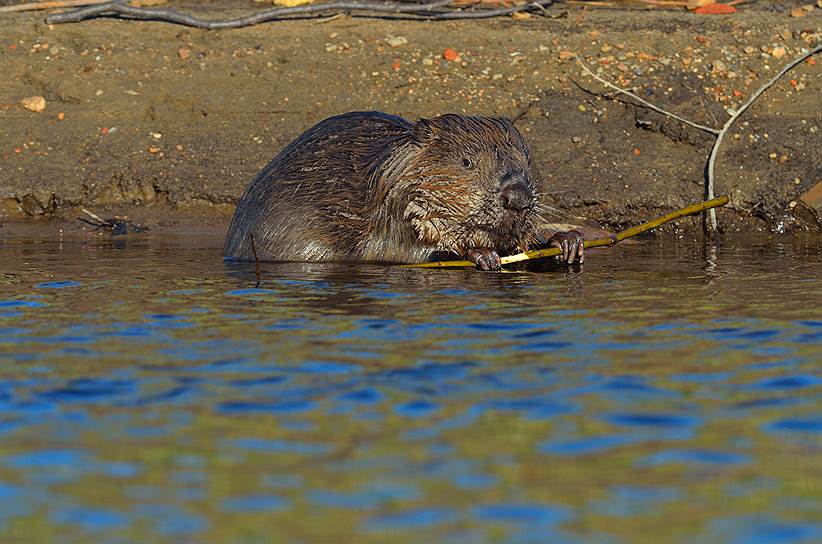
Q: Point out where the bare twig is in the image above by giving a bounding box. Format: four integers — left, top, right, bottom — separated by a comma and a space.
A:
45, 0, 556, 27
704, 43, 822, 233
574, 46, 820, 235
0, 0, 108, 13
402, 196, 730, 269
575, 56, 720, 135
249, 234, 261, 288
80, 207, 107, 225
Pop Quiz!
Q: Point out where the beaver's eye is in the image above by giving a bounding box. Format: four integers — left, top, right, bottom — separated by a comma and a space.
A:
462, 158, 472, 169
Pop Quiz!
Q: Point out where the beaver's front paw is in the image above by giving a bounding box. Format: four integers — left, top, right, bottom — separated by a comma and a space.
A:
465, 248, 502, 271
548, 230, 585, 265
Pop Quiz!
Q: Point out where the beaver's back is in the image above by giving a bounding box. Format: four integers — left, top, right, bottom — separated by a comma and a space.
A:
223, 111, 414, 262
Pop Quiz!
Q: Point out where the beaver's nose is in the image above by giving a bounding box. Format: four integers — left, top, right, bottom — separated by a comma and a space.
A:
499, 173, 533, 212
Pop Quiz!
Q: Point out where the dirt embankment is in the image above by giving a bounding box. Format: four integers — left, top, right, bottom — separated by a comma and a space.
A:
0, 2, 820, 236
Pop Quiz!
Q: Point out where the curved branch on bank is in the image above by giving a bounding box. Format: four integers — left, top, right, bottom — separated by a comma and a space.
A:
574, 45, 821, 236
704, 43, 822, 233
45, 0, 556, 27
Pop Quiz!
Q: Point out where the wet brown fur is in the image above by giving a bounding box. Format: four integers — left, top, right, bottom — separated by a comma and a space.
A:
223, 111, 545, 263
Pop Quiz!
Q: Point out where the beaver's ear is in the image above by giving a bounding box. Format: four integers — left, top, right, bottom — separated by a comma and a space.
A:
412, 118, 437, 146
496, 117, 515, 129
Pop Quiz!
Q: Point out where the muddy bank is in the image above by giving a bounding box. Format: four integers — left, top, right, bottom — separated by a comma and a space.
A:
0, 2, 820, 237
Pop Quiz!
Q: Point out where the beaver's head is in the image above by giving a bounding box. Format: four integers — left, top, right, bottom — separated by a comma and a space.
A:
400, 114, 540, 255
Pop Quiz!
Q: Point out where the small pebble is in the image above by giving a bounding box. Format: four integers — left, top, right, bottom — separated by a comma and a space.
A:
571, 136, 582, 143
386, 36, 407, 48
20, 96, 46, 113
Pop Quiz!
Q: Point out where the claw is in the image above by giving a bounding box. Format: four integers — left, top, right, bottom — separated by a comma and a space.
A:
465, 248, 502, 271
548, 230, 585, 265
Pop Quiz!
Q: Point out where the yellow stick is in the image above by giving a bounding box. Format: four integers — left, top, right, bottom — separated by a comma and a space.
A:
401, 195, 730, 269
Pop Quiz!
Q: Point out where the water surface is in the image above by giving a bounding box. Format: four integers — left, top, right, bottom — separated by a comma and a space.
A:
0, 232, 820, 543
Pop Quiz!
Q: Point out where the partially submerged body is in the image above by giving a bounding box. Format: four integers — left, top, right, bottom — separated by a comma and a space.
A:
223, 111, 583, 270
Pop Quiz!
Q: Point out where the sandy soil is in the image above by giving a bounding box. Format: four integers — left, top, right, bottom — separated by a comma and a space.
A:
0, 1, 820, 238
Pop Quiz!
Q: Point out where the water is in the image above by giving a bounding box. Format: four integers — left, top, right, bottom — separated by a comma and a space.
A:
0, 231, 820, 543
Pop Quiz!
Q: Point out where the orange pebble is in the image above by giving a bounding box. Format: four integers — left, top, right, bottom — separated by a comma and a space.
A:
101, 127, 109, 134
443, 48, 459, 62
391, 60, 401, 71
733, 89, 742, 97
694, 4, 737, 14
57, 112, 65, 120
789, 79, 798, 87
807, 58, 816, 66
633, 148, 641, 156
14, 147, 22, 154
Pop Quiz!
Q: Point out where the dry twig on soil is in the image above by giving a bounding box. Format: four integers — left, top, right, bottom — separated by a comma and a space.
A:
45, 0, 556, 27
704, 43, 822, 233
573, 45, 821, 235
0, 0, 109, 13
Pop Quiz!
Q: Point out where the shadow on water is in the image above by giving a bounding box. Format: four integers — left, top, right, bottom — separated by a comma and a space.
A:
0, 232, 820, 543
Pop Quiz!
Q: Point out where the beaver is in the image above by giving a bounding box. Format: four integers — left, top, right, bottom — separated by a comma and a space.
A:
223, 111, 583, 270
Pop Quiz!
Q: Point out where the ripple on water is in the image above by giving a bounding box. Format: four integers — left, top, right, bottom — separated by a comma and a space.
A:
589, 486, 680, 518
220, 494, 288, 513
51, 506, 127, 531
217, 399, 314, 415
764, 417, 822, 435
638, 449, 751, 467
232, 438, 332, 455
753, 375, 822, 390
395, 399, 439, 418
35, 281, 82, 289
707, 515, 822, 544
364, 507, 457, 531
540, 434, 640, 456
0, 300, 45, 309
